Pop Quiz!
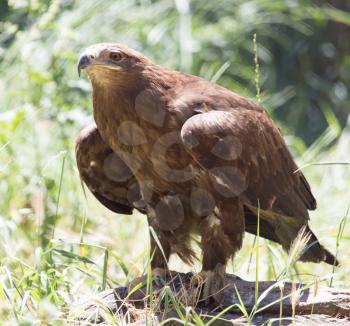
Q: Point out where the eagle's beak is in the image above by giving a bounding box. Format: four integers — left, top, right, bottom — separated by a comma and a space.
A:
77, 53, 95, 77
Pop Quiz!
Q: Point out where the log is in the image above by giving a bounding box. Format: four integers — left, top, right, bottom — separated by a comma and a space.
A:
71, 271, 350, 325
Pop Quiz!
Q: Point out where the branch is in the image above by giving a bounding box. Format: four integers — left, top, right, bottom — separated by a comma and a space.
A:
71, 271, 350, 324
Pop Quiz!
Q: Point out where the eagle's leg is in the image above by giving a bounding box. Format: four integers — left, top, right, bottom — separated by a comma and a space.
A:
146, 192, 187, 284
127, 224, 170, 291
197, 199, 245, 303
148, 223, 171, 285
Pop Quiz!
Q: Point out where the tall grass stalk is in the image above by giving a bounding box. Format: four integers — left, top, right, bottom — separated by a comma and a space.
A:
78, 180, 89, 244
52, 151, 67, 240
253, 33, 261, 104
255, 201, 260, 305
253, 32, 261, 305
282, 227, 311, 280
330, 204, 349, 287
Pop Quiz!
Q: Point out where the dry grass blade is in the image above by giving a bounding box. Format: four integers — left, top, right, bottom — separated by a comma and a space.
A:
286, 226, 312, 277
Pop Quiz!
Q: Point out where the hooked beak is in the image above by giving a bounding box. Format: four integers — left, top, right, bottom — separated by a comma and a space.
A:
77, 53, 95, 77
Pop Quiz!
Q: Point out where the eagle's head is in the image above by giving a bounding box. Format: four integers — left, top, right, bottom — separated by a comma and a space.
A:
78, 43, 150, 86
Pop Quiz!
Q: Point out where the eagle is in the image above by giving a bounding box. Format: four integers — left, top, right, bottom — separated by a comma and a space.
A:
76, 43, 337, 298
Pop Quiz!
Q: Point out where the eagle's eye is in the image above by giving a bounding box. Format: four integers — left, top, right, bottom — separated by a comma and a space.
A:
110, 52, 123, 62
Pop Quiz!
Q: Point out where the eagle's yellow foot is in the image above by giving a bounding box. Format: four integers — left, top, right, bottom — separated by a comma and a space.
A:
150, 267, 168, 287
192, 264, 227, 305
128, 267, 168, 293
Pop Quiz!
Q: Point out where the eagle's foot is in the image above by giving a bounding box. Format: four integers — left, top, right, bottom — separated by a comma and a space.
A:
127, 267, 168, 293
151, 267, 168, 287
191, 263, 228, 305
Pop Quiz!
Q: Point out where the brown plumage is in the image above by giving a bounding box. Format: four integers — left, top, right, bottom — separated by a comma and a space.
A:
76, 43, 337, 292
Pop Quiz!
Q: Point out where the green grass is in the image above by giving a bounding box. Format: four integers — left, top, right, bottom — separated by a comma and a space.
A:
1, 0, 350, 324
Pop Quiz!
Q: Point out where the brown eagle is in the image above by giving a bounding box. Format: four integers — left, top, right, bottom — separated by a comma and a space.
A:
76, 43, 337, 297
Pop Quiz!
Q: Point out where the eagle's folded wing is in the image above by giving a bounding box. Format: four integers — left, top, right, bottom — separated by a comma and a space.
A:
180, 109, 336, 264
75, 123, 142, 215
180, 109, 315, 214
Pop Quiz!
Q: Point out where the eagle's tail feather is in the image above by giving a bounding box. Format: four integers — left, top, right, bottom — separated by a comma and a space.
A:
243, 204, 339, 266
298, 226, 339, 266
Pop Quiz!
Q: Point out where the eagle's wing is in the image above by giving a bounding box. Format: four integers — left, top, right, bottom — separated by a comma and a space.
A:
76, 123, 143, 215
180, 109, 313, 213
180, 109, 336, 264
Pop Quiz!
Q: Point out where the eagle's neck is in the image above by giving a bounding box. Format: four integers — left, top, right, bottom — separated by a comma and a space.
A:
90, 66, 176, 154
92, 85, 137, 140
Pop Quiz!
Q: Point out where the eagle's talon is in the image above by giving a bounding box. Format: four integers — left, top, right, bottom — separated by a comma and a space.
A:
192, 264, 227, 305
127, 267, 168, 295
151, 267, 168, 287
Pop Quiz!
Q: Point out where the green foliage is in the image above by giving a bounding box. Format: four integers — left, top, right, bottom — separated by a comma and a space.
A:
0, 0, 349, 324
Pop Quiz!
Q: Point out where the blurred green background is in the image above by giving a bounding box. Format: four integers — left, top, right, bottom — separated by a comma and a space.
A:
0, 0, 349, 324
